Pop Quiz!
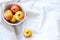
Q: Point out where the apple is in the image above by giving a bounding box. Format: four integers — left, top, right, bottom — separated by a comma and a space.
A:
15, 11, 24, 21
4, 10, 13, 20
23, 29, 32, 38
11, 5, 20, 13
10, 15, 17, 23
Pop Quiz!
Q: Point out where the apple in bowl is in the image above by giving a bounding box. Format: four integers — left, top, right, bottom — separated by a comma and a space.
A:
15, 11, 24, 21
3, 2, 26, 25
11, 5, 20, 13
4, 10, 13, 20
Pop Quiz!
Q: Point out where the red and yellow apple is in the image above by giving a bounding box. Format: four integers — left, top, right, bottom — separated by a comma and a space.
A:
4, 10, 13, 20
15, 11, 24, 21
10, 15, 17, 23
11, 5, 20, 13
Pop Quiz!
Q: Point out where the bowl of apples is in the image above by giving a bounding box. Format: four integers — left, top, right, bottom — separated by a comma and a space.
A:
2, 2, 26, 25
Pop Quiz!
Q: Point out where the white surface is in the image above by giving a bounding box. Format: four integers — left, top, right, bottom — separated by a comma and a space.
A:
0, 0, 12, 2
0, 0, 18, 3
0, 0, 60, 40
0, 24, 17, 40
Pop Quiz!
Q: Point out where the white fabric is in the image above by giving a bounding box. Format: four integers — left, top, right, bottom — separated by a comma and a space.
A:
0, 0, 12, 3
0, 0, 60, 40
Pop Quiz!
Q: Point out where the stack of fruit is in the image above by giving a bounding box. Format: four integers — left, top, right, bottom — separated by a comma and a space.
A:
4, 5, 24, 23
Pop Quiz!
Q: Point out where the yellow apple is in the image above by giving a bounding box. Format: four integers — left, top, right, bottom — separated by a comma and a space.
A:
4, 10, 13, 20
23, 29, 32, 38
15, 11, 24, 21
10, 15, 17, 23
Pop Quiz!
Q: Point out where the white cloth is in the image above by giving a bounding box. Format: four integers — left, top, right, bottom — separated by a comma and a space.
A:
15, 1, 59, 40
0, 0, 60, 40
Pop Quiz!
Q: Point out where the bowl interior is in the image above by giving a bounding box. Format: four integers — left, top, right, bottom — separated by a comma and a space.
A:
3, 2, 25, 25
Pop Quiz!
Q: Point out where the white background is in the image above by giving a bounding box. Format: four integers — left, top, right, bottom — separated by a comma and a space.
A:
0, 0, 60, 40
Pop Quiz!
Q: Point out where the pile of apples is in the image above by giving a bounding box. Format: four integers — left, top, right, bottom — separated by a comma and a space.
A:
4, 5, 24, 23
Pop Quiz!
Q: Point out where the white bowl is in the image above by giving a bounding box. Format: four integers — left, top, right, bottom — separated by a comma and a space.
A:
2, 2, 26, 25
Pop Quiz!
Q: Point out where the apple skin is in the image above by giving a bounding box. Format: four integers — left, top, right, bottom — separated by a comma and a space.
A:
23, 29, 32, 38
15, 11, 24, 21
11, 5, 20, 13
4, 10, 13, 20
10, 15, 17, 23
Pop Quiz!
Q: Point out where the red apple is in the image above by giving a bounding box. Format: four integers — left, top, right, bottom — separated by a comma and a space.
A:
11, 5, 20, 13
4, 10, 13, 20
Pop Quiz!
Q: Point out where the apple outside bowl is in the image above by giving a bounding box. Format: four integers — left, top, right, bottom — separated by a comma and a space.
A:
2, 2, 26, 25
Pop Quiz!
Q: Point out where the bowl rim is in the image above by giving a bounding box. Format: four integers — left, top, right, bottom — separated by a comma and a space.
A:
2, 2, 26, 25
